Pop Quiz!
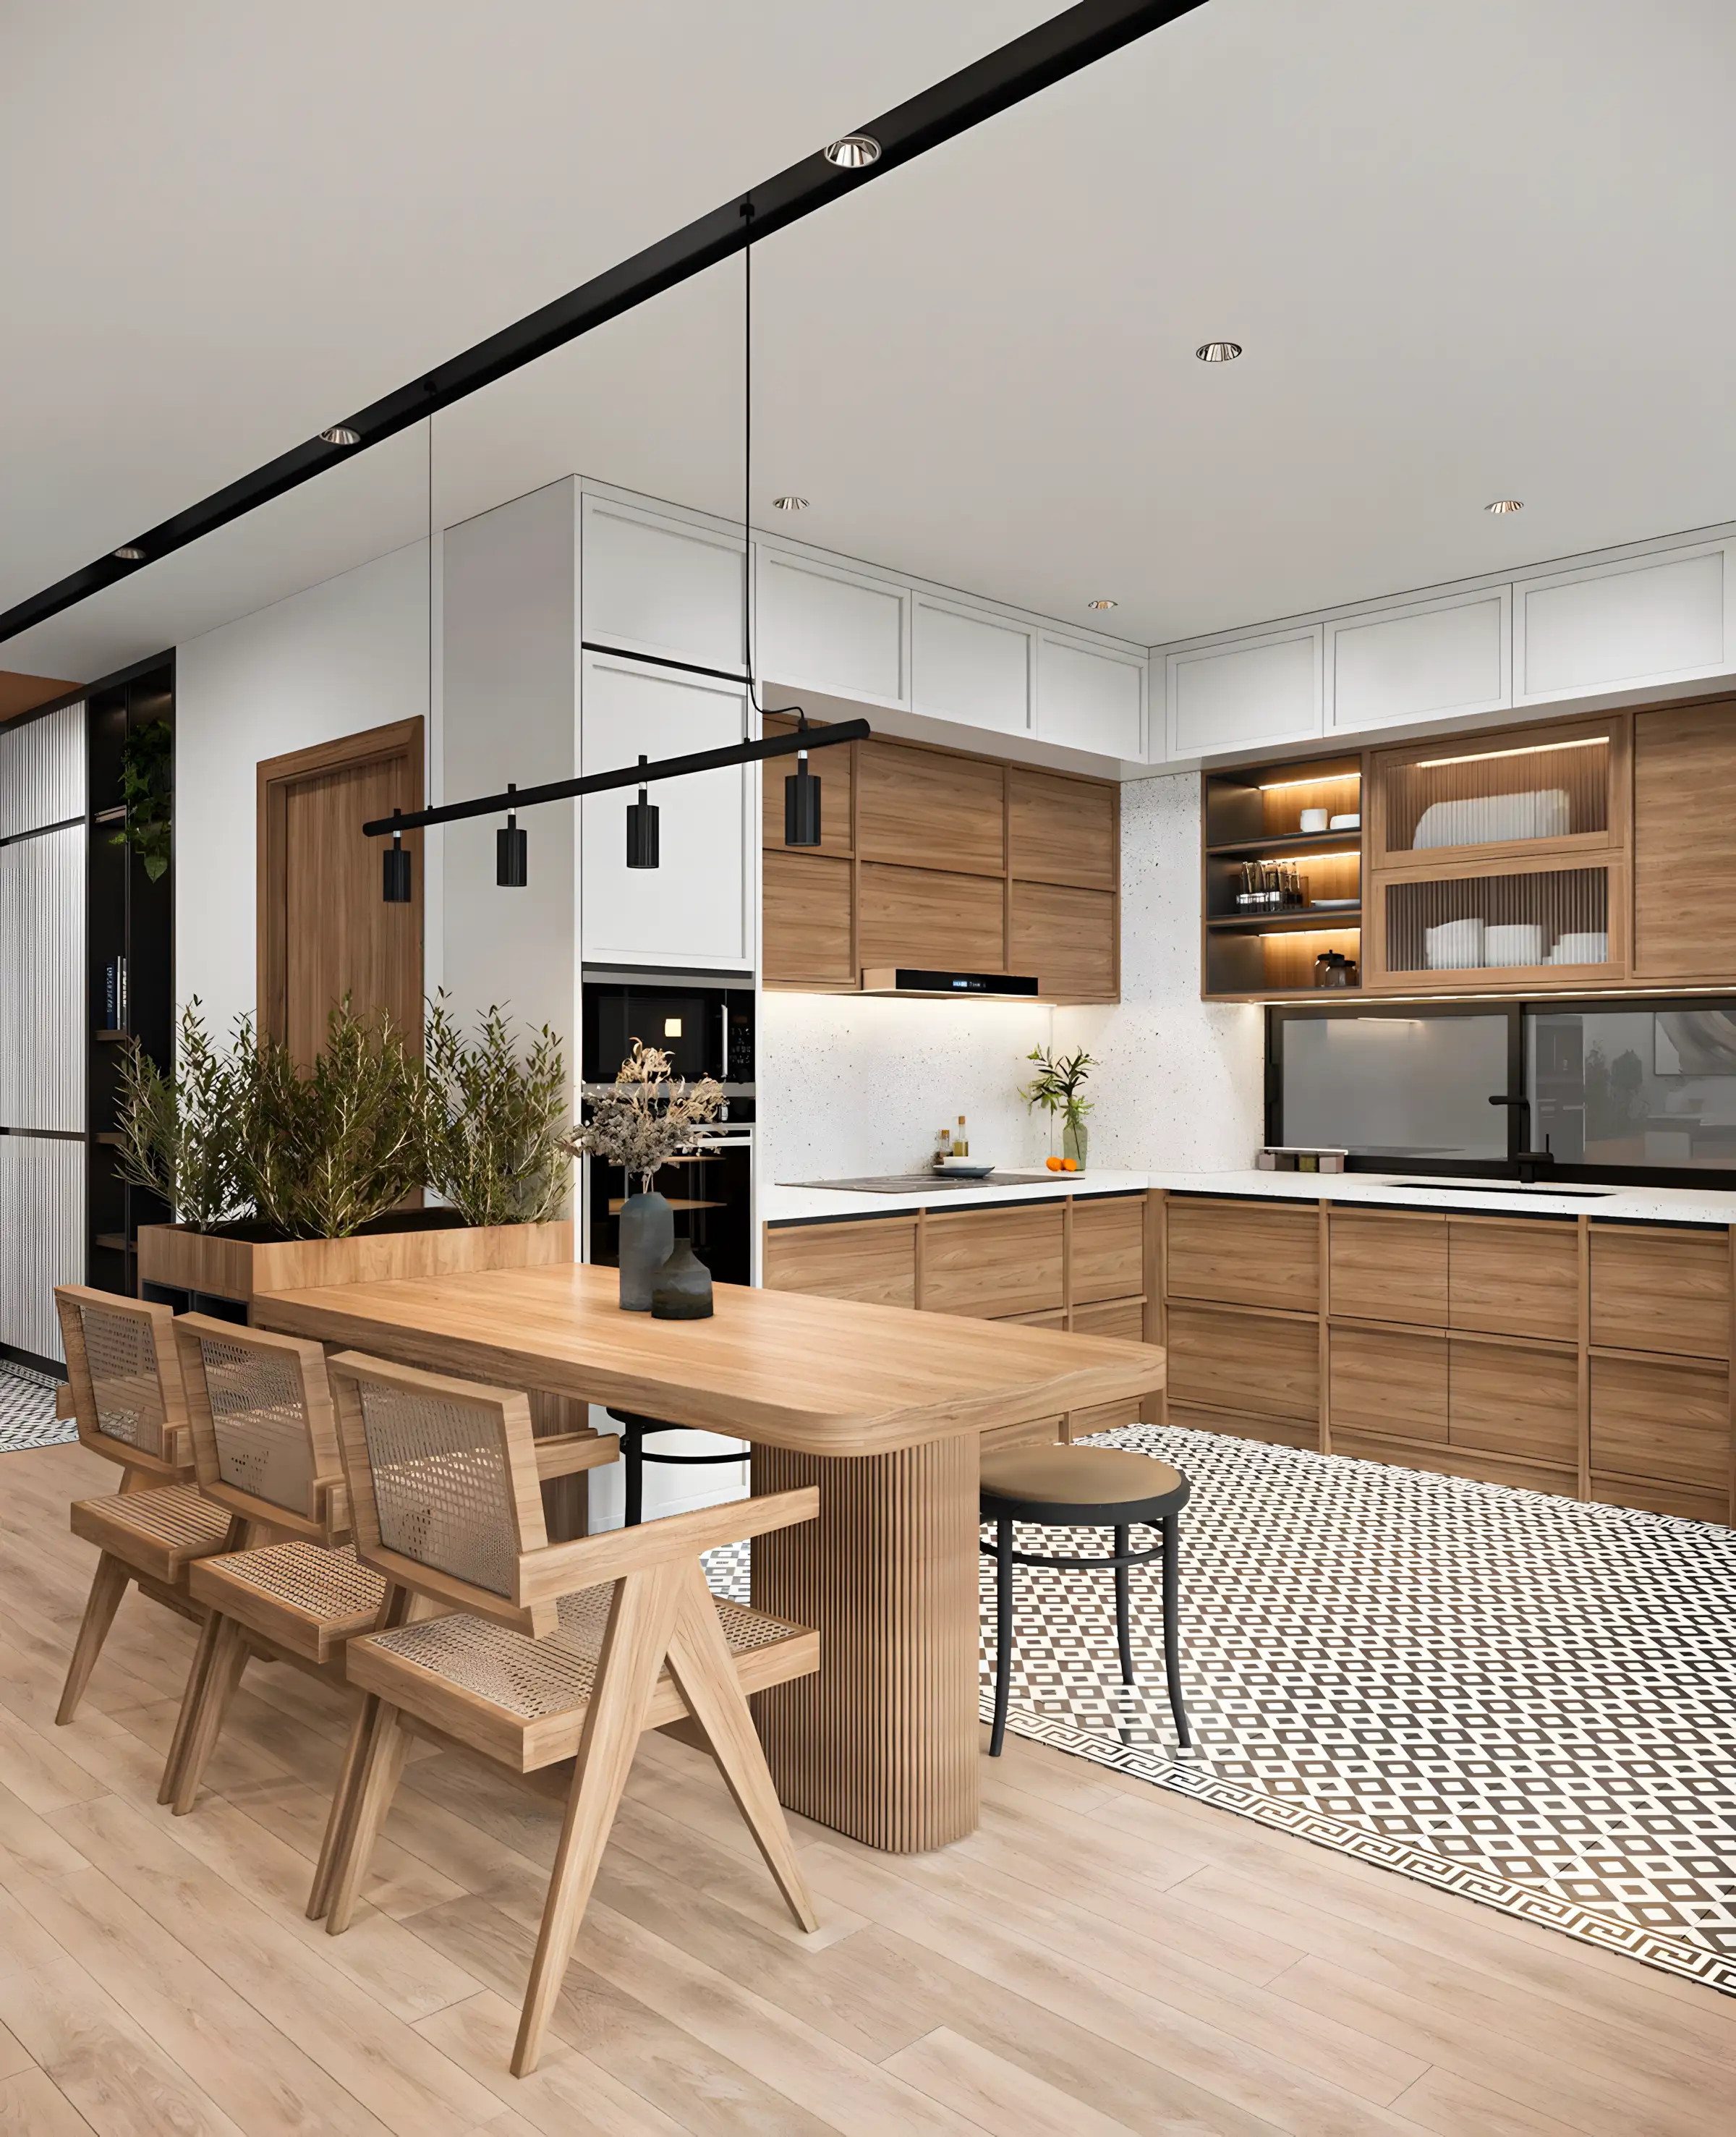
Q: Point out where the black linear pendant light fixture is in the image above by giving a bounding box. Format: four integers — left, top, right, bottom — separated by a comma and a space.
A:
625, 756, 660, 868
497, 781, 528, 885
383, 809, 412, 903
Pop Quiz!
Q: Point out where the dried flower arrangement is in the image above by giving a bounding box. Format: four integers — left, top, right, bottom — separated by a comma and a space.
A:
563, 1040, 724, 1194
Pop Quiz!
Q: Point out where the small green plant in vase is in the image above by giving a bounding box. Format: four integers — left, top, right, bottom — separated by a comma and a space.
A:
1021, 1045, 1096, 1171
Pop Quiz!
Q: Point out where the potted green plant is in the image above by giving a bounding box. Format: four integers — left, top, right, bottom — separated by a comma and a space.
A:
563, 1040, 723, 1309
129, 998, 575, 1304
1021, 1045, 1096, 1171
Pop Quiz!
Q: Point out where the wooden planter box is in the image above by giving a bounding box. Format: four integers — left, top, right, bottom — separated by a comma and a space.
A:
136, 1215, 574, 1308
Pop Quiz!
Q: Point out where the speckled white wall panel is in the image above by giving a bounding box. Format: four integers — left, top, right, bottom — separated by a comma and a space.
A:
1053, 770, 1264, 1171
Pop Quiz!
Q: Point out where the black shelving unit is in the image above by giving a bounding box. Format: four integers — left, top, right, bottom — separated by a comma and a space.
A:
86, 655, 174, 1297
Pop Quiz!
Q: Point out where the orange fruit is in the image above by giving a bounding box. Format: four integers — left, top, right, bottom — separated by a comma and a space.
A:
1045, 1155, 1063, 1171
1061, 1157, 1079, 1172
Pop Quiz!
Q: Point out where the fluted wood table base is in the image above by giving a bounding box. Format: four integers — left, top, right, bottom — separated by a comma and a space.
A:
749, 1435, 981, 1853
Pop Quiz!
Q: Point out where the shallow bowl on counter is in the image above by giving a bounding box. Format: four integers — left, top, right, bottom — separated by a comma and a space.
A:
933, 1159, 996, 1177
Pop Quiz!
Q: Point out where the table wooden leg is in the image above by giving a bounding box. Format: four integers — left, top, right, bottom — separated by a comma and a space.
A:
749, 1434, 979, 1853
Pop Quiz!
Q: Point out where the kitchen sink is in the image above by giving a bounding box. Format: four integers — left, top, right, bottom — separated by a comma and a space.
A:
1385, 1181, 1615, 1199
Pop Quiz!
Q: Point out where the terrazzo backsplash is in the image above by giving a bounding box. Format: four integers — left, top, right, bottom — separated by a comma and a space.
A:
758, 770, 1265, 1184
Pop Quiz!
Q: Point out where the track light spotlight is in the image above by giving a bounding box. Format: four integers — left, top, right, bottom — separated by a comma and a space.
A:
382, 811, 412, 903
625, 757, 660, 869
497, 782, 528, 886
783, 722, 822, 846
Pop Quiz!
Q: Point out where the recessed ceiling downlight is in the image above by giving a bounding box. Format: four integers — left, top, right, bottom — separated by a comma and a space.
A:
1196, 341, 1242, 363
824, 134, 881, 169
320, 425, 361, 446
113, 545, 145, 561
1486, 498, 1524, 514
1088, 598, 1119, 611
772, 495, 809, 512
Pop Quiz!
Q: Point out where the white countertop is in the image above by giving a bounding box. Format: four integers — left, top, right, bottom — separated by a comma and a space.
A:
764, 1167, 1736, 1226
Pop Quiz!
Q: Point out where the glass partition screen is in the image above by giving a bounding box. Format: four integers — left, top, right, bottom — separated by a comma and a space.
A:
1277, 1013, 1512, 1163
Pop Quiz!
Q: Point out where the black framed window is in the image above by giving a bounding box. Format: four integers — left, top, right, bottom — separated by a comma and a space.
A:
1267, 997, 1736, 1188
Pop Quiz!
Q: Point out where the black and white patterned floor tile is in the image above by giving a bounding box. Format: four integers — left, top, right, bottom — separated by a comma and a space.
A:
0, 1362, 70, 1454
711, 1422, 1736, 1996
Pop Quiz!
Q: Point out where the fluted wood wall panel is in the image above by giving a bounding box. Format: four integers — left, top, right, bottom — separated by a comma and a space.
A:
749, 1433, 980, 1852
0, 1136, 83, 1363
0, 702, 85, 836
0, 825, 86, 1131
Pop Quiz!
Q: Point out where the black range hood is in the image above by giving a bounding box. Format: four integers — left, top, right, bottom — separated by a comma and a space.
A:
859, 966, 1041, 998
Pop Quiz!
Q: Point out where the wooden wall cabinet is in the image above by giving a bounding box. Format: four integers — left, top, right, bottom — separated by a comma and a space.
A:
1633, 697, 1736, 982
763, 720, 1120, 1003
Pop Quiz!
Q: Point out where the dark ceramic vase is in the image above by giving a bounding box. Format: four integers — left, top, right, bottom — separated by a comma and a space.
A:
650, 1238, 714, 1320
618, 1191, 674, 1311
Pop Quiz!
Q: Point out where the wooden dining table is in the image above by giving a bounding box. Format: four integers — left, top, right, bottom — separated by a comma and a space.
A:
250, 1260, 1167, 1853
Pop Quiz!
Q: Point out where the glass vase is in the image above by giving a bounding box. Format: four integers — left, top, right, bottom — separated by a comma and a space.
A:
1062, 1113, 1089, 1172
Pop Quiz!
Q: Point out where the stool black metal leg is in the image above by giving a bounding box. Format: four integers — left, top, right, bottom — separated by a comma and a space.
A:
624, 1424, 644, 1529
1161, 1511, 1191, 1748
1113, 1523, 1134, 1686
990, 1516, 1013, 1758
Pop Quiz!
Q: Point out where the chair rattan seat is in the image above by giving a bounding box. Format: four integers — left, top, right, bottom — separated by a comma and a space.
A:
191, 1542, 388, 1666
70, 1484, 235, 1586
346, 1583, 814, 1772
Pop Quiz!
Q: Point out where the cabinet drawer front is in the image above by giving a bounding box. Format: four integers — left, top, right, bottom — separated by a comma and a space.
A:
1070, 1296, 1145, 1341
1329, 1212, 1446, 1325
1165, 1403, 1319, 1451
1448, 1220, 1578, 1340
1009, 880, 1117, 1000
1071, 1196, 1146, 1304
1591, 1227, 1731, 1358
1166, 1304, 1318, 1422
1330, 1327, 1446, 1443
1591, 1355, 1731, 1492
1449, 1339, 1578, 1465
856, 741, 1005, 876
922, 1204, 1064, 1320
1007, 768, 1118, 891
762, 1218, 916, 1308
1167, 1199, 1319, 1313
858, 862, 1005, 974
762, 850, 854, 986
1332, 1432, 1578, 1499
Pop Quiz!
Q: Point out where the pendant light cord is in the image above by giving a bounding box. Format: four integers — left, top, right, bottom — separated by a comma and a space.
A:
741, 198, 805, 735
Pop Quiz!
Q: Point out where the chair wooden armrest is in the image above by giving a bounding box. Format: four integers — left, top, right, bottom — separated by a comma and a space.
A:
312, 1475, 349, 1539
533, 1432, 620, 1482
515, 1486, 819, 1609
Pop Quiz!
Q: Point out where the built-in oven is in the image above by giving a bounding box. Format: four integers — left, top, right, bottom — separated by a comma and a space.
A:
580, 971, 755, 1286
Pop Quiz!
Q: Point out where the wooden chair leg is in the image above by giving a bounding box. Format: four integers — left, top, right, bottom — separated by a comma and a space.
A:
158, 1605, 226, 1804
307, 1691, 376, 1921
511, 1563, 684, 2079
324, 1701, 409, 1937
56, 1553, 131, 1725
170, 1615, 247, 1816
663, 1560, 819, 1934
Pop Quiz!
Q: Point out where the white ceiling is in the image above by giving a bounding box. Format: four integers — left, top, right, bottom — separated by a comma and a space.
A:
7, 0, 1736, 681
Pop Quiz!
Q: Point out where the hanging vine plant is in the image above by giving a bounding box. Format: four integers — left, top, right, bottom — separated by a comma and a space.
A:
114, 719, 173, 880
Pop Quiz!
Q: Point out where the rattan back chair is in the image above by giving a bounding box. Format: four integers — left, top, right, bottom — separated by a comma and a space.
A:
317, 1349, 823, 2077
52, 1287, 236, 1726
160, 1317, 388, 1835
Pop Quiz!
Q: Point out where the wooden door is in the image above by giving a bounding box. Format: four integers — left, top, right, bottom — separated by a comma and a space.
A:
258, 720, 423, 1063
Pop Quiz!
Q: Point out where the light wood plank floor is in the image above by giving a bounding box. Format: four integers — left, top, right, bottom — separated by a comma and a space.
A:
2, 1437, 1732, 2137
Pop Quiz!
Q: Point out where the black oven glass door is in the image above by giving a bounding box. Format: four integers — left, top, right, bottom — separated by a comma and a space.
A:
585, 1131, 753, 1288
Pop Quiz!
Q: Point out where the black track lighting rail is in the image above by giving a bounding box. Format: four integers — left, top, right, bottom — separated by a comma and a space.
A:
362, 717, 867, 839
0, 1, 1207, 650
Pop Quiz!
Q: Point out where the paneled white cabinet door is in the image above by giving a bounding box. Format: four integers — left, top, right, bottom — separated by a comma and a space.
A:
1515, 541, 1735, 706
912, 596, 1034, 735
1328, 589, 1510, 734
1167, 626, 1323, 757
756, 545, 908, 705
1036, 633, 1146, 758
579, 654, 752, 971
581, 496, 746, 673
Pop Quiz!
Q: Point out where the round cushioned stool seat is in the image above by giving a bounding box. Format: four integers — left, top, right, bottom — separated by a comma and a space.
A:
980, 1445, 1187, 1523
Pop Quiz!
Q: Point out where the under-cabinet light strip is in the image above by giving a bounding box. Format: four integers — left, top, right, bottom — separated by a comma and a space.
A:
1413, 736, 1606, 770
1257, 773, 1362, 791
1238, 851, 1359, 867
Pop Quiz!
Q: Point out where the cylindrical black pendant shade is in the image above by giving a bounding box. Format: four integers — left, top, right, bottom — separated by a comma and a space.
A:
626, 787, 660, 869
383, 834, 412, 904
784, 755, 822, 846
496, 820, 528, 886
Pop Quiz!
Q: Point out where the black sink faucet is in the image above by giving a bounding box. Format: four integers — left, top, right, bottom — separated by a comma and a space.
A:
1489, 1094, 1554, 1184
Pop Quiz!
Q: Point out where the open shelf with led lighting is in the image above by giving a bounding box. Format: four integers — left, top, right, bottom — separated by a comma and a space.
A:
1202, 752, 1364, 999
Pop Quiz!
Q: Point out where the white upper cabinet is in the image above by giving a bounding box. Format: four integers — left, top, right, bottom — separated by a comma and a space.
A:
580, 496, 745, 673
912, 595, 1034, 736
755, 545, 908, 706
1035, 633, 1146, 760
1329, 588, 1510, 734
579, 653, 751, 971
1167, 626, 1323, 757
1515, 542, 1734, 705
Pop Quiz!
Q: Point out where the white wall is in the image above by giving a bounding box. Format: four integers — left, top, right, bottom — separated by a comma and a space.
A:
1054, 770, 1264, 1170
175, 542, 432, 1037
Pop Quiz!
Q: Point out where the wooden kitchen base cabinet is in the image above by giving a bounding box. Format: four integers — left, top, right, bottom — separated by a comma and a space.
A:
1329, 1212, 1446, 1326
1590, 1225, 1731, 1359
1448, 1218, 1580, 1341
762, 1216, 916, 1307
1450, 1338, 1579, 1466
1165, 1197, 1319, 1314
1591, 1352, 1732, 1500
1166, 1302, 1318, 1425
1329, 1326, 1447, 1443
922, 1203, 1065, 1320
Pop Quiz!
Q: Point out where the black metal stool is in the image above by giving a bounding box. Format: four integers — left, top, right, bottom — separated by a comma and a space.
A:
605, 1410, 745, 1527
980, 1443, 1191, 1756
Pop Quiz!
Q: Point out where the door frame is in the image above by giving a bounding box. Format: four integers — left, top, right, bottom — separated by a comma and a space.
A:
256, 717, 425, 1045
